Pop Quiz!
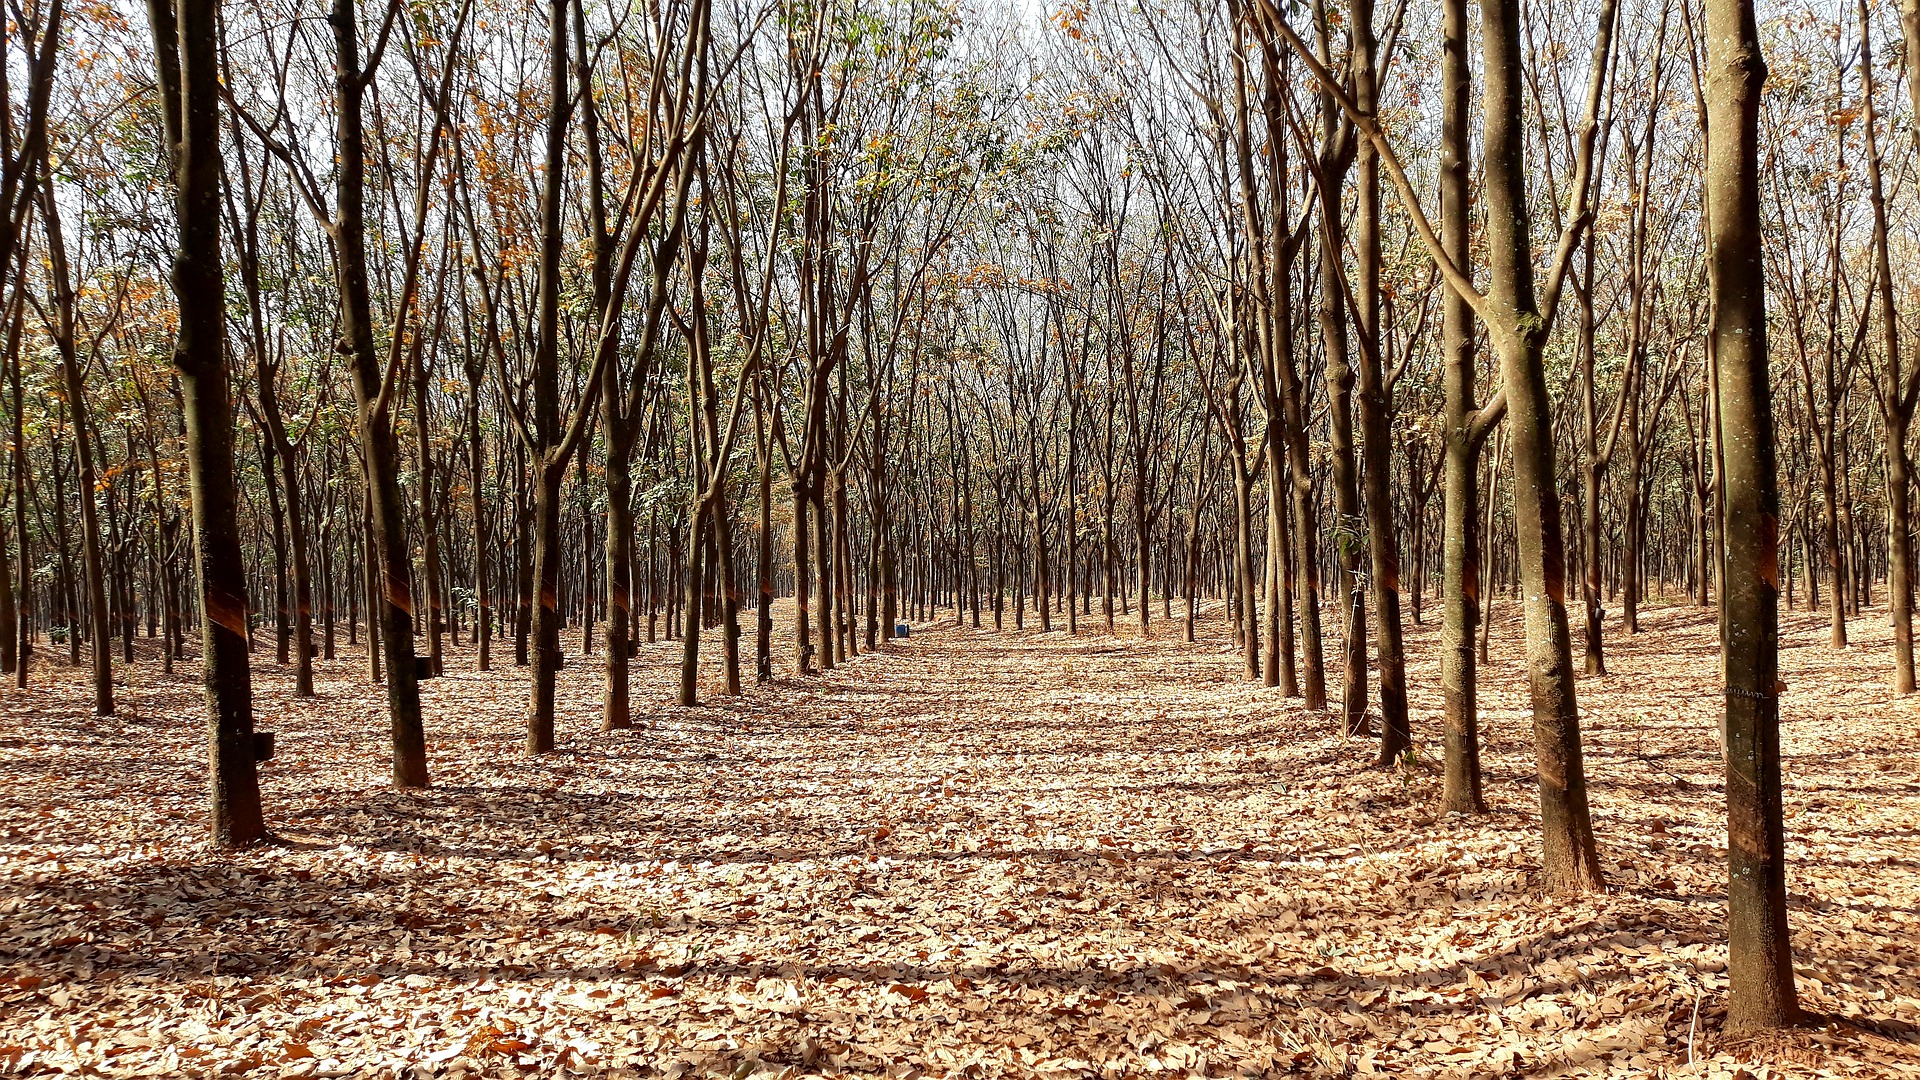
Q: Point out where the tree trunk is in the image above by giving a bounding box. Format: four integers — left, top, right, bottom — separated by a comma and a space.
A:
1317, 159, 1365, 735
527, 460, 565, 752
336, 40, 427, 779
515, 439, 533, 665
1439, 0, 1490, 812
259, 426, 290, 666
793, 479, 814, 672
0, 279, 22, 679
756, 399, 775, 680
1480, 0, 1606, 892
149, 0, 265, 844
524, 0, 584, 753
678, 504, 708, 706
467, 367, 491, 671
1860, 1, 1914, 692
1280, 292, 1325, 710
1032, 455, 1052, 633
267, 406, 314, 695
413, 340, 444, 676
603, 442, 633, 728
1230, 452, 1260, 679
40, 183, 114, 715
1708, 0, 1798, 1028
1351, 0, 1409, 765
1578, 284, 1608, 677
814, 482, 833, 667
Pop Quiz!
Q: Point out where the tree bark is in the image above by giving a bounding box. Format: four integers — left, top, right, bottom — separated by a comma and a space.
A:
333, 0, 427, 786
148, 0, 265, 845
1478, 0, 1611, 891
1310, 35, 1366, 735
1350, 0, 1410, 765
465, 358, 490, 671
1438, 0, 1493, 813
1707, 0, 1798, 1028
1861, 0, 1915, 693
38, 182, 114, 716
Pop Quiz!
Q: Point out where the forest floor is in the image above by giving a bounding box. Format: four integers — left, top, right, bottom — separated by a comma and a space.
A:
0, 596, 1918, 1079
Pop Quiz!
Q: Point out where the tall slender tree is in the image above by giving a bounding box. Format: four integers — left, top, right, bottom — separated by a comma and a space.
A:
148, 0, 265, 845
1709, 0, 1797, 1029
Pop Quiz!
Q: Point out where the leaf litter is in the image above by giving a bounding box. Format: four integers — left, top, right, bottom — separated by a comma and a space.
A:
0, 599, 1916, 1078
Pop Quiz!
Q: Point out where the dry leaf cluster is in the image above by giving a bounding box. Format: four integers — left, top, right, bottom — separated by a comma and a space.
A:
0, 599, 1916, 1078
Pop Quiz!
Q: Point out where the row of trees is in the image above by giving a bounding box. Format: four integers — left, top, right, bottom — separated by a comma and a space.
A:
2, 0, 1887, 1032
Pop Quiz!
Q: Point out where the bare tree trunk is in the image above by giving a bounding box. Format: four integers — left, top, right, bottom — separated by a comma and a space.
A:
603, 435, 633, 726
39, 182, 114, 715
793, 480, 814, 673
1479, 0, 1610, 892
716, 492, 741, 695
412, 338, 444, 676
227, 121, 316, 696
814, 483, 833, 666
755, 385, 775, 680
528, 459, 565, 752
258, 425, 290, 666
1862, 0, 1915, 692
361, 497, 381, 681
1031, 447, 1052, 634
525, 0, 581, 753
1311, 57, 1366, 735
1350, 0, 1410, 765
332, 0, 426, 785
1708, 0, 1797, 1028
148, 0, 264, 844
1185, 433, 1209, 644
466, 361, 491, 671
1438, 0, 1494, 812
514, 440, 532, 665
9, 281, 28, 687
0, 278, 23, 679
679, 504, 708, 705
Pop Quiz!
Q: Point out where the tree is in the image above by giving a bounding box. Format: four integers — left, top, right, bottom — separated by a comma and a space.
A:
1273, 0, 1618, 890
1347, 0, 1411, 766
235, 0, 442, 786
1860, 0, 1917, 695
1436, 0, 1503, 812
523, 0, 591, 754
35, 175, 113, 715
148, 0, 265, 845
1707, 0, 1798, 1029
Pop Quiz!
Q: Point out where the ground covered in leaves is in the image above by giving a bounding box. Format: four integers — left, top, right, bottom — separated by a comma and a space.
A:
1, 597, 1917, 1078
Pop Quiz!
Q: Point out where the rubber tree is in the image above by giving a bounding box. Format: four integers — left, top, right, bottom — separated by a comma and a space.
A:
36, 178, 113, 716
575, 0, 703, 731
1709, 0, 1798, 1029
1245, 12, 1327, 709
1348, 0, 1412, 766
1861, 0, 1917, 694
519, 0, 704, 750
1226, 0, 1305, 695
0, 0, 61, 689
521, 0, 586, 754
235, 0, 442, 785
148, 0, 265, 845
680, 179, 764, 707
1435, 0, 1504, 813
225, 120, 317, 697
1273, 0, 1618, 890
0, 0, 62, 689
1305, 0, 1367, 736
